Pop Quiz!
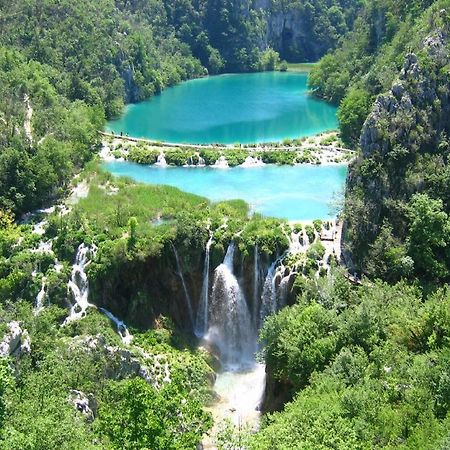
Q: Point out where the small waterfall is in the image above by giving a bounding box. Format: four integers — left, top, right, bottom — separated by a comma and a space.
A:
34, 277, 46, 313
252, 244, 261, 326
240, 156, 265, 168
155, 152, 167, 167
303, 228, 310, 247
259, 261, 278, 327
195, 231, 213, 337
32, 220, 47, 236
198, 156, 206, 167
289, 229, 302, 254
213, 155, 229, 169
171, 243, 194, 326
99, 308, 133, 345
63, 243, 97, 325
208, 242, 255, 369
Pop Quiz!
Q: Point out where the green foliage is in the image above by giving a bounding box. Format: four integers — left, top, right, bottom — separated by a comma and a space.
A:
127, 146, 158, 164
406, 193, 450, 279
318, 1, 450, 283
96, 377, 211, 450
253, 276, 450, 449
259, 48, 280, 71
279, 60, 289, 72
338, 88, 373, 146
260, 301, 338, 389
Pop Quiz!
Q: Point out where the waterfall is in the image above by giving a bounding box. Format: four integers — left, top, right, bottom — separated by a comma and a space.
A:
34, 277, 46, 313
63, 243, 97, 325
198, 156, 206, 167
155, 152, 167, 167
208, 242, 255, 369
252, 244, 261, 327
303, 228, 310, 247
195, 232, 213, 337
289, 229, 302, 254
99, 307, 133, 345
259, 261, 278, 327
171, 243, 194, 326
241, 156, 265, 168
213, 155, 229, 169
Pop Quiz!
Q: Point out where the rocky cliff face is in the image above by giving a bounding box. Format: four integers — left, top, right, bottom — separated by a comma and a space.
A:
254, 0, 326, 61
345, 24, 450, 272
90, 242, 205, 331
253, 0, 361, 61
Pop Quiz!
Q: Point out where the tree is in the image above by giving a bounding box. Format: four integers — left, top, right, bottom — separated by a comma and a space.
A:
96, 378, 211, 450
338, 88, 372, 147
407, 193, 450, 279
259, 48, 280, 71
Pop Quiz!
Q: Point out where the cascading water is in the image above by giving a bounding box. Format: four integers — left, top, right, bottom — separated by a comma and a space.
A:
99, 307, 133, 345
252, 244, 262, 327
34, 277, 46, 313
171, 243, 194, 327
195, 231, 213, 337
259, 261, 278, 328
63, 243, 97, 325
213, 156, 229, 169
155, 152, 167, 167
207, 242, 255, 369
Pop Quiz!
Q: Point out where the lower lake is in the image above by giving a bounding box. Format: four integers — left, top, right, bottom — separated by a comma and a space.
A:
103, 161, 347, 221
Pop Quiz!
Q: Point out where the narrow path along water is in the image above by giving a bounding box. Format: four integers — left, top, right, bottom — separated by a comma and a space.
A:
106, 72, 337, 144
103, 162, 347, 221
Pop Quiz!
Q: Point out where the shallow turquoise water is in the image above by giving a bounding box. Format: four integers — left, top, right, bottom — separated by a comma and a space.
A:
106, 72, 337, 144
103, 162, 347, 221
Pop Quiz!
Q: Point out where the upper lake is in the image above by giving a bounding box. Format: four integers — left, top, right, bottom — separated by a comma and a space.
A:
106, 72, 338, 144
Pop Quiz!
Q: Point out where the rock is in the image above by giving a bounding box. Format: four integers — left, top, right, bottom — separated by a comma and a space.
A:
391, 82, 405, 100
0, 321, 31, 358
69, 390, 97, 422
70, 334, 173, 389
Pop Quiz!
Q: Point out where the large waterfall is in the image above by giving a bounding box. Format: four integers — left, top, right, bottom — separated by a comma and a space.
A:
207, 242, 255, 369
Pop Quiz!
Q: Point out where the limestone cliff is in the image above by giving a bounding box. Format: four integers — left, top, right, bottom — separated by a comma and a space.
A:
344, 24, 450, 274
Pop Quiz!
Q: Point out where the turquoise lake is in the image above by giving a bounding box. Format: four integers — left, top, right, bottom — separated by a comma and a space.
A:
103, 162, 347, 221
106, 72, 338, 144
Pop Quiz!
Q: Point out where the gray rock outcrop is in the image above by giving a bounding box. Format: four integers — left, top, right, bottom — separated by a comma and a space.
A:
68, 390, 97, 423
0, 321, 31, 358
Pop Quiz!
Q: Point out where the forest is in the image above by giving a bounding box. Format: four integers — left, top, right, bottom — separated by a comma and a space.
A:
0, 0, 450, 448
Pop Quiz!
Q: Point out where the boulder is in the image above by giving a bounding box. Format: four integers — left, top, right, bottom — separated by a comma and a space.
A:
0, 321, 31, 358
69, 390, 97, 423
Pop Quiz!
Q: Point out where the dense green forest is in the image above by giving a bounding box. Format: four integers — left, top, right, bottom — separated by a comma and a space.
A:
0, 0, 361, 218
310, 0, 450, 283
1, 0, 450, 448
